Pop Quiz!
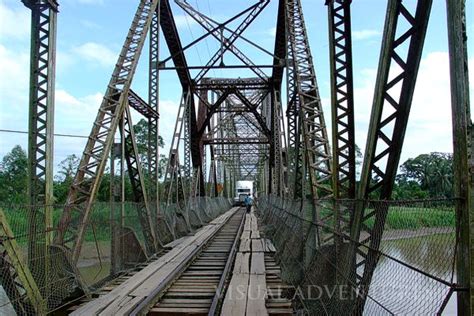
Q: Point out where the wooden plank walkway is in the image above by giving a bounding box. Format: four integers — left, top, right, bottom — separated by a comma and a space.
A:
222, 208, 293, 316
72, 207, 240, 316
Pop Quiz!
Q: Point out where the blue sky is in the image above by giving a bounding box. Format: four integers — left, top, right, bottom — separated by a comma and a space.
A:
0, 0, 473, 174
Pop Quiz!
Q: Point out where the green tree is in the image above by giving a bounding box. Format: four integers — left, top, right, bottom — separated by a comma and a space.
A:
133, 118, 164, 168
396, 152, 453, 198
54, 154, 80, 203
133, 118, 166, 178
0, 145, 28, 203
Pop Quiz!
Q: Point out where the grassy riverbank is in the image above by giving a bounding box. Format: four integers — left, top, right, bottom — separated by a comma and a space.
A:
1, 203, 144, 243
367, 207, 455, 230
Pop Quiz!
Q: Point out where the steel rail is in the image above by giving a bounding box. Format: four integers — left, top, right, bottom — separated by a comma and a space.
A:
207, 208, 247, 315
129, 209, 245, 315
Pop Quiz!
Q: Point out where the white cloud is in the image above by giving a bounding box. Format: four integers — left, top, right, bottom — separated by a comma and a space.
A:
267, 27, 276, 37
351, 51, 474, 165
80, 19, 102, 30
0, 3, 30, 39
0, 44, 30, 157
155, 100, 180, 154
352, 29, 381, 41
173, 14, 199, 30
73, 42, 117, 67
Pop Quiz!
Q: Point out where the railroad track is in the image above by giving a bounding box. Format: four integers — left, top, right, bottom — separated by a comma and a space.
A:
66, 207, 293, 315
147, 208, 245, 315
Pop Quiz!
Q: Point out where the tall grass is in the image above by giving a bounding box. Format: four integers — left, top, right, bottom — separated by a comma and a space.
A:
365, 207, 455, 230
1, 202, 144, 243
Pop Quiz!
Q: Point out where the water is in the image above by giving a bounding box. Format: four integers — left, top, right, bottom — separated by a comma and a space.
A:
0, 286, 15, 315
78, 261, 112, 286
367, 233, 457, 315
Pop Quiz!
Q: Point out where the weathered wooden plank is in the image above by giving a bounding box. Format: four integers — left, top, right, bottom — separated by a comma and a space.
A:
250, 214, 258, 229
240, 231, 251, 240
244, 214, 252, 231
246, 274, 268, 316
250, 252, 265, 275
75, 237, 195, 315
239, 239, 251, 252
163, 236, 187, 248
233, 252, 250, 275
252, 239, 264, 252
251, 230, 260, 239
221, 273, 250, 315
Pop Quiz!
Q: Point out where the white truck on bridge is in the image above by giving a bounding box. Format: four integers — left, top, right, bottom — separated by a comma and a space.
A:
233, 180, 254, 206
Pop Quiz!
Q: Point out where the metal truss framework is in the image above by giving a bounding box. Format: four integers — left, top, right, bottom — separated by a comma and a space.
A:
13, 0, 471, 314
350, 0, 432, 311
327, 0, 356, 201
286, 0, 334, 254
121, 106, 158, 254
163, 77, 274, 198
56, 0, 161, 264
148, 5, 160, 215
22, 0, 58, 280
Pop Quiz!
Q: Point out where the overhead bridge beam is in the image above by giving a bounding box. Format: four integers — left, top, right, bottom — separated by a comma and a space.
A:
128, 89, 159, 119
160, 0, 192, 89
204, 137, 269, 145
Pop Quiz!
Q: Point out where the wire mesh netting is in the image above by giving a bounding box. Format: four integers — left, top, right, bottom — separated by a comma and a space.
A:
257, 194, 458, 315
0, 197, 231, 314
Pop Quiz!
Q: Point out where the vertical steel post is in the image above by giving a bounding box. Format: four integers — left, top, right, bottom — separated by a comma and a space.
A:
446, 0, 472, 314
23, 0, 58, 293
327, 0, 356, 201
110, 147, 115, 274
149, 5, 161, 220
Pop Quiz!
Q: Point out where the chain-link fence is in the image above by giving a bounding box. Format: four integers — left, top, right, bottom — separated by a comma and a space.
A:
0, 197, 231, 314
257, 194, 458, 315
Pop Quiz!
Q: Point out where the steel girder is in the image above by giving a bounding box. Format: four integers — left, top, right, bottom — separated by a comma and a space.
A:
286, 0, 334, 253
196, 82, 271, 187
129, 89, 159, 119
446, 1, 472, 314
272, 0, 287, 89
175, 0, 268, 81
22, 0, 58, 290
148, 6, 160, 214
23, 0, 58, 212
55, 0, 160, 264
160, 0, 192, 89
193, 78, 269, 91
163, 91, 191, 192
121, 106, 158, 254
350, 0, 432, 312
183, 97, 192, 179
327, 0, 356, 201
180, 0, 269, 82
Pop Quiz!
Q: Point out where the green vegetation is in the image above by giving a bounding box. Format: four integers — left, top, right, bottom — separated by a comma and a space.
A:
365, 207, 455, 230
0, 145, 28, 203
393, 152, 453, 199
1, 203, 144, 244
0, 119, 167, 204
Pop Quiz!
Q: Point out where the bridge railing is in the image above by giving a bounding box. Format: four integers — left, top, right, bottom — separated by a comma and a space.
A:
257, 194, 458, 315
0, 197, 231, 314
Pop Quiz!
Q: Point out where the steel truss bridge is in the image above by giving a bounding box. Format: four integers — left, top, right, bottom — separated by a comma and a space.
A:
0, 0, 472, 315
